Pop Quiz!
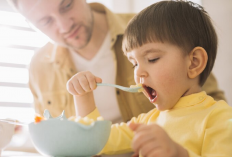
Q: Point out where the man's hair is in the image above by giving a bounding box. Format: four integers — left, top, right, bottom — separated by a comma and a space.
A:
122, 0, 218, 86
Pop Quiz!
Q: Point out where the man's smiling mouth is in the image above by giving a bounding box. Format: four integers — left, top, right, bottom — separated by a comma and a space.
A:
143, 85, 157, 103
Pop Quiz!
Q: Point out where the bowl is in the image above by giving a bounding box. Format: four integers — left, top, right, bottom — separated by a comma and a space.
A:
28, 110, 111, 157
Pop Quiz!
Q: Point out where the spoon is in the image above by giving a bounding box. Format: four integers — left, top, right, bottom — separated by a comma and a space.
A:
97, 83, 143, 93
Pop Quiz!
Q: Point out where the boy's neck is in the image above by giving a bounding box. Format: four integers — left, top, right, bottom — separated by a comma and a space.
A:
182, 84, 202, 97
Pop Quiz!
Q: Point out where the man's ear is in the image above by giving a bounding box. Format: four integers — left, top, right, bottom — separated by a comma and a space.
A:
187, 47, 208, 79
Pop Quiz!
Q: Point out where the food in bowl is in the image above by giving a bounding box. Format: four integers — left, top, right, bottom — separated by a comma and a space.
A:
34, 112, 103, 126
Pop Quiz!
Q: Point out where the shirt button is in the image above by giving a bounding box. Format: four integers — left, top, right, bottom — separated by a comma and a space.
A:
116, 90, 120, 95
199, 96, 204, 100
48, 101, 51, 105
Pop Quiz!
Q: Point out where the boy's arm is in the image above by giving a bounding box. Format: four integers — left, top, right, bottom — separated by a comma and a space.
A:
66, 71, 102, 117
73, 92, 96, 117
84, 108, 134, 155
86, 109, 154, 155
200, 104, 232, 157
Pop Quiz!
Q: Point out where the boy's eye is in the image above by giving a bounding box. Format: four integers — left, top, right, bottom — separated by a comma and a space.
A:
148, 58, 159, 63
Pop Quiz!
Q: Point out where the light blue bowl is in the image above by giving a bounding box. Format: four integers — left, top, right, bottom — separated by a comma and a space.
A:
28, 110, 111, 157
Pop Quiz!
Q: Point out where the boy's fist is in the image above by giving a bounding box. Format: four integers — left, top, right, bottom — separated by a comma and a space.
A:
66, 71, 102, 96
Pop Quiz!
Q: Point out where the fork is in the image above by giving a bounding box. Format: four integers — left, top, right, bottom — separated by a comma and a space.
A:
97, 83, 142, 93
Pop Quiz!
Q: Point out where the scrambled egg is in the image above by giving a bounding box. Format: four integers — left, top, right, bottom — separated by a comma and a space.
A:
68, 116, 104, 125
130, 83, 144, 92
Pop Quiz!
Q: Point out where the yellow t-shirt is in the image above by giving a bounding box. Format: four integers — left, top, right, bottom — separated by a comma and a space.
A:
87, 91, 232, 157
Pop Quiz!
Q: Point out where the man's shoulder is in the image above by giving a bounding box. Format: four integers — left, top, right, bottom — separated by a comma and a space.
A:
29, 42, 55, 71
115, 13, 135, 22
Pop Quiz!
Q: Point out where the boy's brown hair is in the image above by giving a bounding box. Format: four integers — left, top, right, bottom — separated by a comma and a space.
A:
122, 0, 218, 86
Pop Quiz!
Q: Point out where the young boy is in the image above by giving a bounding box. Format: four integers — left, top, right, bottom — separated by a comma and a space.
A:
66, 1, 232, 157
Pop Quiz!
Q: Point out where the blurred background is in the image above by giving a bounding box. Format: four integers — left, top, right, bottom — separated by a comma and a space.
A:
0, 0, 231, 153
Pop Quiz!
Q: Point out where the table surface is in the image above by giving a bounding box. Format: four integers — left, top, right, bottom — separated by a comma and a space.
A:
1, 151, 43, 157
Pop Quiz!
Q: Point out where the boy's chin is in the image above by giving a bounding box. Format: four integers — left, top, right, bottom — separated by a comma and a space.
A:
154, 104, 167, 111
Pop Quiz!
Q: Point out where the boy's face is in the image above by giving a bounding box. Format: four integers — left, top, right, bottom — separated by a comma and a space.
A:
127, 42, 193, 111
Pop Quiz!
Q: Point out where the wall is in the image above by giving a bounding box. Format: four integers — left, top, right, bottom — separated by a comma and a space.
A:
202, 0, 232, 105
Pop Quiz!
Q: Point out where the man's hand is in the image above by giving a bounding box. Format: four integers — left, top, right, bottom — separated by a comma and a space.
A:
66, 71, 102, 96
128, 123, 189, 157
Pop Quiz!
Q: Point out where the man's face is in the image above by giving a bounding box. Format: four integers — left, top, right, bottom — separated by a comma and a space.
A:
17, 0, 93, 50
127, 42, 192, 111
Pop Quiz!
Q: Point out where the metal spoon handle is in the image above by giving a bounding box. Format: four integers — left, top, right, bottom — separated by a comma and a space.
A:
97, 83, 142, 93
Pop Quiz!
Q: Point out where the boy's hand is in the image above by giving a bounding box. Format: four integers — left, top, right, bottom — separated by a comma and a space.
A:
128, 123, 189, 157
66, 71, 102, 96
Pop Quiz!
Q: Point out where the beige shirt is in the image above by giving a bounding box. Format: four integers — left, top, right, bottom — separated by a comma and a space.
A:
28, 3, 226, 122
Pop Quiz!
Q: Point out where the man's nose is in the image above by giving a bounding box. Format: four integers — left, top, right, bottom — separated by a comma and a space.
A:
56, 16, 73, 34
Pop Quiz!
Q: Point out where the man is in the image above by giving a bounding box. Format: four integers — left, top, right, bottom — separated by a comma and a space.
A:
8, 0, 225, 127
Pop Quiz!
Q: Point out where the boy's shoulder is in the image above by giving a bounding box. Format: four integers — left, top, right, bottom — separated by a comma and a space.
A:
205, 98, 232, 125
207, 96, 232, 111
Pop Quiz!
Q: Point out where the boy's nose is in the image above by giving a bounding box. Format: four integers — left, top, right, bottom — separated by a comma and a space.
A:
135, 66, 148, 80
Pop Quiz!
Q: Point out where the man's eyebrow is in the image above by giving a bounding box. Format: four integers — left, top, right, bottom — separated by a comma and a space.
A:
60, 0, 65, 6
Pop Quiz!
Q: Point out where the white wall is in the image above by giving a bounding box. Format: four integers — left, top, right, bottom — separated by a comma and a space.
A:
202, 0, 232, 105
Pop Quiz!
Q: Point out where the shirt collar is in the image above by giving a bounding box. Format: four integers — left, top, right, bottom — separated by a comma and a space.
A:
172, 91, 207, 109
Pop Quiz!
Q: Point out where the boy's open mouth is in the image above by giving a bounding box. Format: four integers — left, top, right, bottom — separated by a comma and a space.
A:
143, 85, 157, 103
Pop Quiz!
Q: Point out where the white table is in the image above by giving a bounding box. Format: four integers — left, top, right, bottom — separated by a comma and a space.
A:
1, 151, 43, 157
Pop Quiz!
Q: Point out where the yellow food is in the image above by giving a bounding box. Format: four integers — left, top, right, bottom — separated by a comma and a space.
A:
68, 116, 104, 125
130, 83, 144, 92
33, 114, 103, 125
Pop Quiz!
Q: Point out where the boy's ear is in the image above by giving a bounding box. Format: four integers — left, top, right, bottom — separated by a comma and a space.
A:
187, 47, 208, 79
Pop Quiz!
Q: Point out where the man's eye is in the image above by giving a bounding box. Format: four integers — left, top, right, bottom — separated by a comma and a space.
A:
45, 18, 52, 25
148, 58, 159, 63
61, 0, 73, 12
39, 18, 53, 27
65, 2, 71, 8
